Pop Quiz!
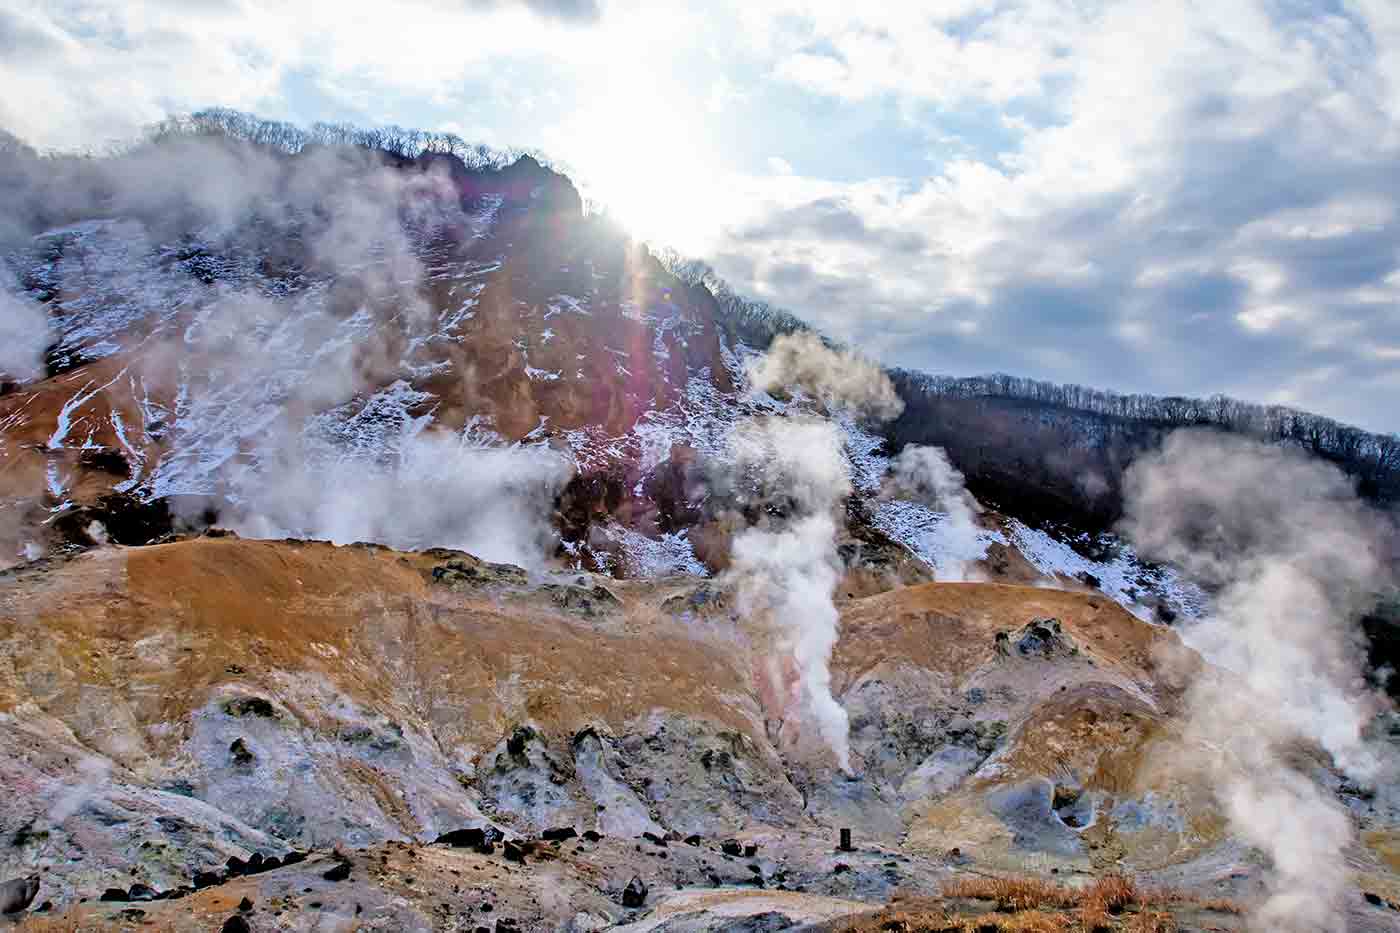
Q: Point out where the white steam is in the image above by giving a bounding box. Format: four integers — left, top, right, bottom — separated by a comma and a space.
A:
46, 756, 112, 825
230, 428, 573, 569
0, 275, 51, 383
726, 334, 906, 772
885, 444, 984, 581
1121, 430, 1393, 931
728, 417, 854, 770
10, 133, 570, 567
746, 332, 904, 421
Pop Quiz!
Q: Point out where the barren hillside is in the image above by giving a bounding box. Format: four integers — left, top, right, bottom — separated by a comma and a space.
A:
1, 535, 1397, 929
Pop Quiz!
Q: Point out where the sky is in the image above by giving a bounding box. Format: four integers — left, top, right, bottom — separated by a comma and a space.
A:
3, 0, 1399, 433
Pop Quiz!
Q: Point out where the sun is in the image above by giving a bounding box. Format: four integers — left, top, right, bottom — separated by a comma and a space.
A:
558, 93, 734, 255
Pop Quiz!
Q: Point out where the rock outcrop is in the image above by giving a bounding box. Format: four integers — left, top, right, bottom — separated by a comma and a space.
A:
1, 536, 1396, 928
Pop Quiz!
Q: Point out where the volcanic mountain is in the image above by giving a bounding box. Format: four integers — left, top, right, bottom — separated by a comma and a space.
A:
0, 123, 1397, 932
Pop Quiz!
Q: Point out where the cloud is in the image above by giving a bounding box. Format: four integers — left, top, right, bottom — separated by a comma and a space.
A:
463, 0, 603, 23
2, 0, 1398, 430
708, 0, 1400, 432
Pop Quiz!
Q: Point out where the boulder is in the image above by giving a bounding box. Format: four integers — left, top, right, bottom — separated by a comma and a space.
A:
0, 876, 39, 914
621, 876, 648, 908
322, 861, 351, 882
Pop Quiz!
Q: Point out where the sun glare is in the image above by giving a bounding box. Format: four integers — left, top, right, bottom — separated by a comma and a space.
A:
560, 91, 734, 255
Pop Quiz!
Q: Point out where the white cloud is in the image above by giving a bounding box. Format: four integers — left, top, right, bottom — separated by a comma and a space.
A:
2, 0, 1398, 430
707, 0, 1400, 431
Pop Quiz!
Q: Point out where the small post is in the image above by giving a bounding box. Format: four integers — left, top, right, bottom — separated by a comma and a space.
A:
838, 828, 853, 852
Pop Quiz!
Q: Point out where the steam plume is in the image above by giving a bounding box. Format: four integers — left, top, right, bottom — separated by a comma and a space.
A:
746, 332, 904, 421
886, 444, 984, 581
231, 427, 573, 569
727, 417, 853, 769
0, 275, 50, 383
726, 334, 905, 772
0, 129, 574, 567
1120, 430, 1393, 931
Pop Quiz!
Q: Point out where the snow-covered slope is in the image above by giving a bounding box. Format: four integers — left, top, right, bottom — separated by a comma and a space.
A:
0, 138, 1204, 622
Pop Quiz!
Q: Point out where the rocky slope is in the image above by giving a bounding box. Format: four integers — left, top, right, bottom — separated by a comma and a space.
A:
0, 133, 1205, 629
2, 132, 1396, 933
1, 535, 1397, 930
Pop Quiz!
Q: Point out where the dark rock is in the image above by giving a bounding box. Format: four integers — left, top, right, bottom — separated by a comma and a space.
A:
542, 827, 578, 842
622, 876, 648, 908
50, 492, 177, 548
260, 856, 281, 872
322, 861, 352, 882
833, 863, 851, 874
100, 888, 129, 902
247, 852, 265, 872
684, 834, 702, 846
282, 851, 307, 866
544, 582, 621, 617
642, 831, 667, 847
120, 909, 147, 921
1366, 892, 1384, 906
239, 896, 254, 911
0, 875, 39, 914
229, 738, 256, 767
35, 901, 51, 913
1012, 617, 1076, 658
222, 916, 253, 933
194, 870, 222, 889
496, 919, 519, 933
224, 697, 280, 718
438, 827, 488, 848
505, 725, 537, 759
226, 856, 248, 876
127, 883, 158, 901
743, 843, 758, 857
721, 840, 743, 856
582, 830, 603, 842
503, 841, 526, 863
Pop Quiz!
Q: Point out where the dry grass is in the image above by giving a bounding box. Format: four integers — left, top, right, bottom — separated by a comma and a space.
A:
1139, 885, 1243, 915
920, 872, 1210, 932
942, 875, 1081, 911
1081, 874, 1139, 922
1124, 910, 1178, 933
839, 902, 1074, 933
942, 873, 1140, 915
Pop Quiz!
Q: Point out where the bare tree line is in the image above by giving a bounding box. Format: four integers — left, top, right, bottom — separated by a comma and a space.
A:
659, 254, 1400, 521
888, 368, 1400, 512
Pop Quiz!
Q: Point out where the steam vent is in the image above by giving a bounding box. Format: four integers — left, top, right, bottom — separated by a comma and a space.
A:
1, 104, 1399, 932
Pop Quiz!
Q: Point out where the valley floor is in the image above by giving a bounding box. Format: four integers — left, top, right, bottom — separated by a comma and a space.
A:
1, 536, 1397, 930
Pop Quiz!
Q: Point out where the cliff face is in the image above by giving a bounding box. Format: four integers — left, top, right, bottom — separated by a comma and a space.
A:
0, 139, 1209, 633
0, 142, 733, 567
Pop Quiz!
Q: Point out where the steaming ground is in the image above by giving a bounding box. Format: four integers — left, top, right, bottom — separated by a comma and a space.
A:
3, 530, 1398, 931
3, 132, 1397, 931
1120, 432, 1399, 933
